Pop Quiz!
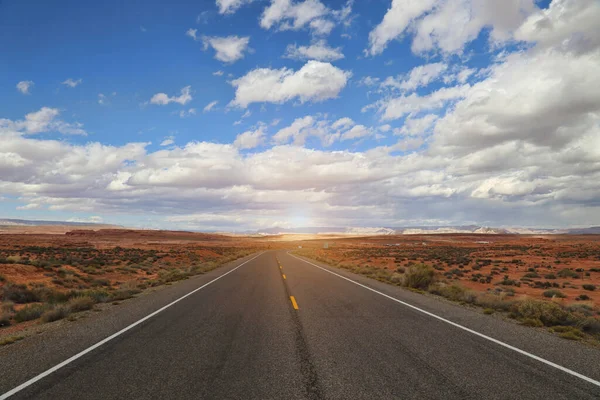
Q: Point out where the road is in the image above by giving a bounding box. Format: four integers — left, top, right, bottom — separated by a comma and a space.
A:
2, 250, 600, 399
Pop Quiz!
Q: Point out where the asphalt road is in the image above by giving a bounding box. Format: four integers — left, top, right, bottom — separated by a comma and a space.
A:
2, 250, 600, 399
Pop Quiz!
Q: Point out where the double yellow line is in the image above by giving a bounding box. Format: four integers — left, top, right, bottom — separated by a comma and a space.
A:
277, 257, 298, 310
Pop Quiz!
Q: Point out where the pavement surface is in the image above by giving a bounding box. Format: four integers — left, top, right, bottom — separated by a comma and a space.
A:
2, 250, 600, 399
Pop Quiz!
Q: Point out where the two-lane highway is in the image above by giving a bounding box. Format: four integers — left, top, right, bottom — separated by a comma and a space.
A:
3, 251, 600, 399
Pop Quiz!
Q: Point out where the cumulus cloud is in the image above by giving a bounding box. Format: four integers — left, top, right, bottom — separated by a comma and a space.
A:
382, 62, 448, 91
261, 0, 352, 36
230, 60, 350, 107
234, 125, 267, 149
1, 107, 87, 136
201, 35, 251, 63
216, 0, 253, 14
367, 0, 437, 55
371, 84, 470, 121
515, 0, 600, 54
272, 115, 374, 146
161, 136, 175, 146
395, 114, 438, 136
150, 86, 193, 106
284, 39, 344, 61
62, 78, 83, 88
368, 0, 538, 56
16, 81, 34, 94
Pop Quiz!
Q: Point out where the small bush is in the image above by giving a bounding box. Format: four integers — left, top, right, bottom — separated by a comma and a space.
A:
1, 284, 39, 303
521, 318, 543, 327
402, 264, 435, 290
41, 305, 70, 323
0, 313, 11, 327
577, 294, 591, 301
514, 300, 569, 326
0, 335, 24, 346
483, 308, 494, 315
14, 304, 47, 322
67, 296, 95, 312
543, 289, 566, 298
557, 268, 579, 279
582, 284, 596, 291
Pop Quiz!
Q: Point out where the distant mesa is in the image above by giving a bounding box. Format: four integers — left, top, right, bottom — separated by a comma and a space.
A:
0, 218, 118, 228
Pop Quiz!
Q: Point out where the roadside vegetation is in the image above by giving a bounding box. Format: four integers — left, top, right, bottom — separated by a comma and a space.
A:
294, 243, 600, 345
0, 244, 259, 334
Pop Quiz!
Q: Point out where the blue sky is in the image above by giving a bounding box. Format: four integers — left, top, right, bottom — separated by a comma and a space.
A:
1, 0, 599, 230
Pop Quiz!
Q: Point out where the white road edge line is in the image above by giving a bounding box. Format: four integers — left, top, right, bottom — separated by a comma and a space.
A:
288, 252, 600, 389
0, 252, 265, 400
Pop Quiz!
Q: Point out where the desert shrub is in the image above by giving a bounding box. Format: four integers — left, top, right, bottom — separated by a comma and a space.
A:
1, 301, 15, 313
557, 268, 579, 278
544, 274, 557, 279
483, 308, 494, 315
82, 289, 111, 303
582, 284, 596, 291
475, 294, 515, 311
41, 305, 70, 323
543, 289, 566, 298
521, 318, 543, 327
14, 304, 47, 322
577, 317, 600, 334
549, 326, 585, 340
0, 274, 5, 282
67, 296, 95, 312
1, 284, 39, 303
514, 300, 569, 326
402, 264, 435, 290
429, 283, 476, 303
577, 294, 591, 301
523, 272, 540, 278
0, 313, 11, 327
0, 336, 24, 346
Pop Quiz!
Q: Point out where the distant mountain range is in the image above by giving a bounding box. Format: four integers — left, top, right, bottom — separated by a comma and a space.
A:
0, 218, 117, 227
2, 218, 600, 235
255, 225, 600, 235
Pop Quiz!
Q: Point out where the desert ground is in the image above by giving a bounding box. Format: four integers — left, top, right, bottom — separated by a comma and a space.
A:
1, 229, 599, 344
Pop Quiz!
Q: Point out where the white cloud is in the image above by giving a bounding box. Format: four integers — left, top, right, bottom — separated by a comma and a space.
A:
150, 86, 193, 106
341, 124, 371, 141
367, 0, 437, 56
273, 115, 373, 146
515, 0, 600, 54
372, 84, 470, 121
230, 60, 350, 108
395, 114, 438, 136
16, 81, 34, 95
234, 125, 267, 149
368, 0, 538, 56
260, 0, 352, 36
204, 101, 219, 113
1, 107, 87, 136
201, 35, 251, 63
62, 78, 83, 88
284, 39, 344, 61
98, 93, 107, 105
383, 62, 448, 91
186, 28, 198, 41
217, 0, 253, 14
161, 136, 175, 146
213, 70, 225, 76
179, 108, 197, 118
331, 117, 353, 130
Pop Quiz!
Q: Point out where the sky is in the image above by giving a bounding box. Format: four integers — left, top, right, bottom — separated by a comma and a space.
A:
1, 0, 599, 231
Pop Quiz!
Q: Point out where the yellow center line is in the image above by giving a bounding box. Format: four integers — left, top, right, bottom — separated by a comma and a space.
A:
279, 265, 282, 269
282, 274, 286, 280
290, 296, 299, 310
